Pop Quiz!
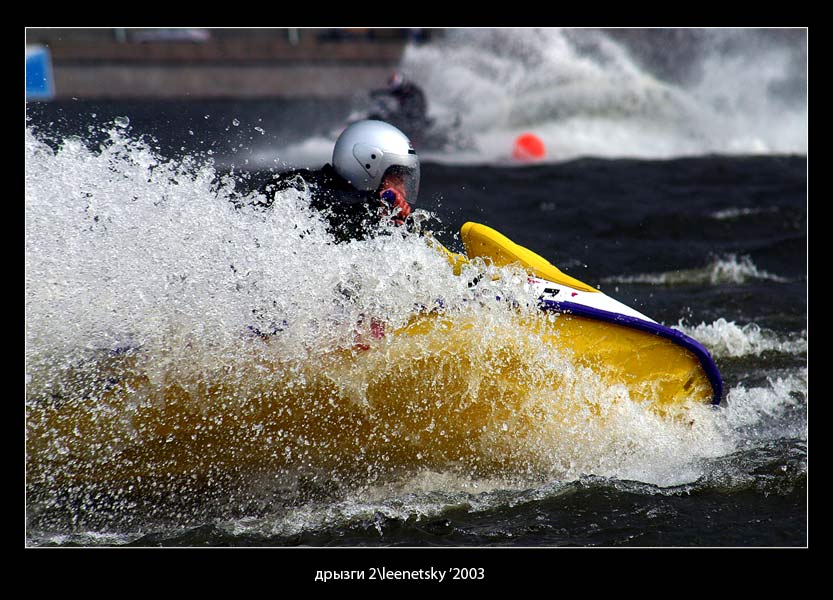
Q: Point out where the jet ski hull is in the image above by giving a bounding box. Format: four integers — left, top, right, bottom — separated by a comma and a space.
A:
454, 221, 723, 408
26, 222, 723, 495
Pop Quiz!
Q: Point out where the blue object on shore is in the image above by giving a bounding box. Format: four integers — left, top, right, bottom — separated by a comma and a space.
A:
26, 45, 55, 101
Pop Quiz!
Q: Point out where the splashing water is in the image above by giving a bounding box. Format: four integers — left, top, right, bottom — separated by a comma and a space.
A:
25, 124, 800, 535
721, 369, 807, 443
676, 319, 807, 359
399, 28, 806, 162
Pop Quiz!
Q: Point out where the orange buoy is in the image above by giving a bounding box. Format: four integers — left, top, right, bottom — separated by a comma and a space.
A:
513, 133, 546, 161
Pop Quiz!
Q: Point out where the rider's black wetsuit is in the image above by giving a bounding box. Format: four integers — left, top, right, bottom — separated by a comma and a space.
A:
258, 163, 383, 243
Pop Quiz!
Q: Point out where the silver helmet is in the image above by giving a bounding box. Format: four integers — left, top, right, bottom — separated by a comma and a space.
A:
332, 120, 420, 202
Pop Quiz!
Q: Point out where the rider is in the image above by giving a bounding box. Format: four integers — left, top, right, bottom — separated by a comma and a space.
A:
253, 120, 421, 346
369, 72, 432, 134
260, 119, 418, 243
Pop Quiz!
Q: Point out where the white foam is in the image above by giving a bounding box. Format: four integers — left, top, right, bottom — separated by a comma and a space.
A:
676, 319, 807, 359
25, 125, 476, 379
602, 254, 789, 286
399, 28, 806, 162
720, 369, 807, 442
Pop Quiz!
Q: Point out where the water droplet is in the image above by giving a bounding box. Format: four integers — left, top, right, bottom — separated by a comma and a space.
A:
114, 116, 130, 128
232, 119, 240, 127
204, 114, 210, 119
188, 130, 194, 136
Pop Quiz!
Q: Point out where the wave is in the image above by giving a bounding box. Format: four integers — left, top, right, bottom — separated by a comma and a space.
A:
601, 254, 789, 286
675, 319, 807, 359
399, 28, 807, 162
721, 369, 807, 443
711, 206, 782, 221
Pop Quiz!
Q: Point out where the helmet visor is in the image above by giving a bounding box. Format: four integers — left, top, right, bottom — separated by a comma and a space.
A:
379, 164, 420, 205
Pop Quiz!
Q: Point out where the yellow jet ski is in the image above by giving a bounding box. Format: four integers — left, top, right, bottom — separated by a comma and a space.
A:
25, 222, 722, 493
434, 221, 722, 409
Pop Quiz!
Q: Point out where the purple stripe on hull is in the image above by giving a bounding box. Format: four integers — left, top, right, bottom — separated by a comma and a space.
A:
539, 299, 723, 405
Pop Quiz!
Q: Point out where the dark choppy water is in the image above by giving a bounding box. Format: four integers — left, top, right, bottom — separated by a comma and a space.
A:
25, 29, 806, 558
